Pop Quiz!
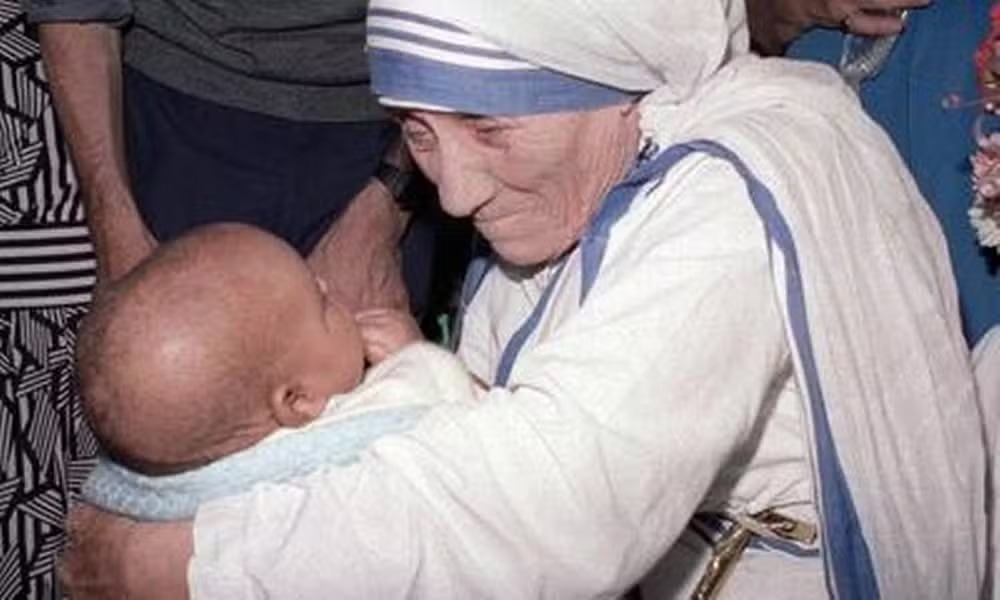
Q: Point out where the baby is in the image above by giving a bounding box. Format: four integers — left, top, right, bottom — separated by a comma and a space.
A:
76, 223, 473, 519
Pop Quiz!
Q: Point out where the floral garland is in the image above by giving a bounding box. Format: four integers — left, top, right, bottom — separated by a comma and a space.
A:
970, 2, 1000, 250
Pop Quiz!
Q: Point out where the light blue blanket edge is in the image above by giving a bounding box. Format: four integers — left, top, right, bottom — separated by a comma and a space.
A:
82, 405, 429, 521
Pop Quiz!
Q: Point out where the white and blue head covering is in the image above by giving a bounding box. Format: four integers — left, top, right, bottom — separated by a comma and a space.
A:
366, 8, 636, 115
366, 0, 749, 115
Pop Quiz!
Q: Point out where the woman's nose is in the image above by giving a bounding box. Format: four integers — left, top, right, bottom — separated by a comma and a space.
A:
403, 113, 497, 218
433, 146, 496, 218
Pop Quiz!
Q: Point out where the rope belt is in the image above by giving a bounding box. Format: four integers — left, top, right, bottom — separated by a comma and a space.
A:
690, 509, 818, 600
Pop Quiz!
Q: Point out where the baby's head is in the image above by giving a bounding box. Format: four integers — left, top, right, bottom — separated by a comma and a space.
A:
76, 223, 365, 474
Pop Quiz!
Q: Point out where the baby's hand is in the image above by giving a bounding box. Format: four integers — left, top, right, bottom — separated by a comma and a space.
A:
356, 309, 423, 364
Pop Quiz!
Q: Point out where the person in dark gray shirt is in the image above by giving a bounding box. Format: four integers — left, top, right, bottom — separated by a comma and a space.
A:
23, 0, 431, 314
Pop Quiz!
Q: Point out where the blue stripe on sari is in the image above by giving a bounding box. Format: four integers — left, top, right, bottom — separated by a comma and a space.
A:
368, 49, 635, 116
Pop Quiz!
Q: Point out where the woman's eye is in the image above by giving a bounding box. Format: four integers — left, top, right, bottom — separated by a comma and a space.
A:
471, 119, 507, 141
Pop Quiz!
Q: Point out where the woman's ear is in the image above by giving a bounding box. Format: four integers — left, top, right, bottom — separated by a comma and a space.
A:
621, 97, 641, 116
269, 383, 327, 428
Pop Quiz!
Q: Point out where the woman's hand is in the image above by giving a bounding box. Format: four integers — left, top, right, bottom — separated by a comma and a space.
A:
59, 504, 193, 600
356, 308, 424, 364
746, 0, 929, 55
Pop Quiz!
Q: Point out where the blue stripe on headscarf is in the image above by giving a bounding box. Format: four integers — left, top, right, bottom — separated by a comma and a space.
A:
369, 48, 636, 116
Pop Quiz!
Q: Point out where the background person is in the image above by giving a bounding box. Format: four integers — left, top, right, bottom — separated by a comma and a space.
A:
21, 0, 430, 314
60, 1, 987, 598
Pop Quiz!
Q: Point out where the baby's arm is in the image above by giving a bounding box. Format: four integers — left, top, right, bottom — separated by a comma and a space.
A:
356, 309, 423, 364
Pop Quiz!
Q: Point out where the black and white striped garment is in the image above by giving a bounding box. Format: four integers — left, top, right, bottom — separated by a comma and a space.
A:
0, 4, 99, 599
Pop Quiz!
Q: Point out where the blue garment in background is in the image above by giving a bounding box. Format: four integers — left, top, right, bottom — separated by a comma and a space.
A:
789, 0, 1000, 345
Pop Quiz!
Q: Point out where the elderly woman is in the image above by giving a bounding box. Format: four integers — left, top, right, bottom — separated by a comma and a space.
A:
61, 0, 987, 598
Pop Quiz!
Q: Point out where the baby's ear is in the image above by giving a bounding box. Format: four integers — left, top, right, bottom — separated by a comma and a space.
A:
270, 384, 326, 428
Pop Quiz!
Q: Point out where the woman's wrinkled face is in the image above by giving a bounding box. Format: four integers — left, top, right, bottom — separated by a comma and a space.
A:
398, 105, 639, 266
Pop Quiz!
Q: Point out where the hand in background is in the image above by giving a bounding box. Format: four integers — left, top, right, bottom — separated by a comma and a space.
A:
746, 0, 929, 55
307, 179, 410, 314
307, 130, 416, 313
357, 308, 424, 364
87, 187, 158, 285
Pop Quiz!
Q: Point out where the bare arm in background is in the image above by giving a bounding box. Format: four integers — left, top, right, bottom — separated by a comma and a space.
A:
40, 23, 156, 283
307, 181, 411, 313
307, 139, 413, 313
746, 0, 930, 56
